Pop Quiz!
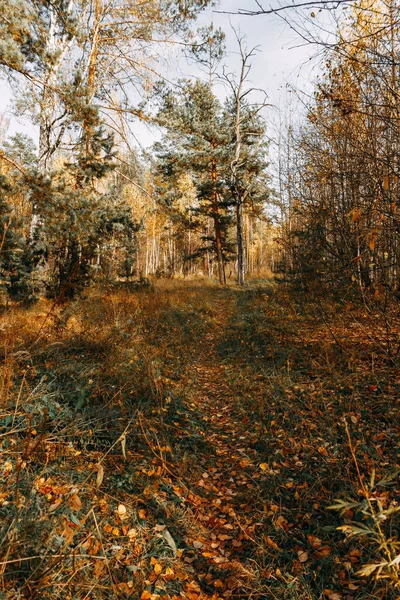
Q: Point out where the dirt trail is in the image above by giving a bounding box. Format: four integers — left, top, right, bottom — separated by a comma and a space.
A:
179, 294, 264, 598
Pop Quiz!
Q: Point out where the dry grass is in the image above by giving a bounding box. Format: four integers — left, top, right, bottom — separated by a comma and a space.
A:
0, 279, 399, 599
0, 281, 214, 599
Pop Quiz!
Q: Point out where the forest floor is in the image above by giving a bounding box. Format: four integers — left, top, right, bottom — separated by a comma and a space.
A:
0, 280, 399, 600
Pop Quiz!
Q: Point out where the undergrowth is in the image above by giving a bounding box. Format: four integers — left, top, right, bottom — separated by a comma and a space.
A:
0, 279, 399, 599
218, 284, 400, 600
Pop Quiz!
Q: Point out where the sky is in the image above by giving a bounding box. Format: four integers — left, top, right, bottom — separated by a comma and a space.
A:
0, 0, 328, 151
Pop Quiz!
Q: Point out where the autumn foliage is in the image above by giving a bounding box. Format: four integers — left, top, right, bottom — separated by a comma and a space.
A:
0, 280, 399, 599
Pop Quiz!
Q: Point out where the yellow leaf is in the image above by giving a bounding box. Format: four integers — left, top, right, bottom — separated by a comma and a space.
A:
138, 508, 147, 520
140, 591, 152, 600
259, 463, 268, 471
357, 562, 384, 577
154, 563, 162, 575
127, 528, 137, 540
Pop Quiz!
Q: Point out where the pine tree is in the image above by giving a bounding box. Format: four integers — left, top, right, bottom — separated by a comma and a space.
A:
154, 78, 234, 284
153, 28, 270, 284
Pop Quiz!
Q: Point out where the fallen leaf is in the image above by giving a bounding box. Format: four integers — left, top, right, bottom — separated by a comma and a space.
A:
93, 559, 105, 578
163, 529, 177, 556
70, 494, 82, 512
266, 536, 280, 551
120, 434, 127, 459
298, 550, 308, 563
96, 464, 104, 488
62, 518, 75, 544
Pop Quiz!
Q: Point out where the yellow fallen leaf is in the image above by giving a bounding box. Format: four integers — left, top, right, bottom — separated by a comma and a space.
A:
260, 463, 268, 471
154, 563, 162, 575
127, 528, 137, 540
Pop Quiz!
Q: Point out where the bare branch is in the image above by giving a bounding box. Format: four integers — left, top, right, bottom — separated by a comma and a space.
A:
215, 0, 354, 16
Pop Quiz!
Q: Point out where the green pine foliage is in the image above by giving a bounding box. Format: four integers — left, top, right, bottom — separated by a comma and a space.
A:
154, 79, 234, 263
152, 81, 270, 273
0, 174, 33, 302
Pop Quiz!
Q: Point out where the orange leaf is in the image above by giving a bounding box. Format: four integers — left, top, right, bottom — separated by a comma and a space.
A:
93, 559, 105, 578
383, 175, 390, 191
61, 519, 75, 544
266, 536, 280, 551
70, 494, 82, 512
140, 592, 152, 600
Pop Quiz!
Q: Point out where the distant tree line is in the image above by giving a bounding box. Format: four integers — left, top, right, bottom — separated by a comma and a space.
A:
0, 0, 274, 303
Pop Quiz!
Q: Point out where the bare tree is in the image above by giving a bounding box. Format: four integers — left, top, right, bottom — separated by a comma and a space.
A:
222, 30, 269, 285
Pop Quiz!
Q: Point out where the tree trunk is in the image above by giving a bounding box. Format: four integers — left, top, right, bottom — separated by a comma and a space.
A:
211, 161, 226, 285
237, 201, 244, 285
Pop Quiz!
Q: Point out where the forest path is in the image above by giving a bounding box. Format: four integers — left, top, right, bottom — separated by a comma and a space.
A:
175, 289, 267, 599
